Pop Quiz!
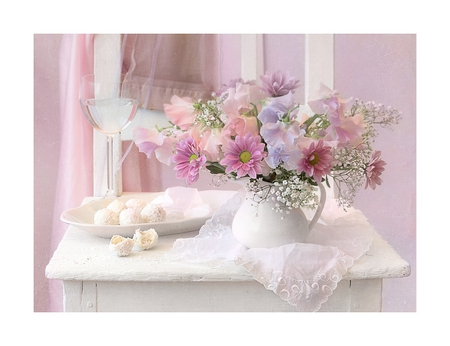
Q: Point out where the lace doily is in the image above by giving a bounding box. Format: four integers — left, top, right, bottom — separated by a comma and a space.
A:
169, 191, 374, 312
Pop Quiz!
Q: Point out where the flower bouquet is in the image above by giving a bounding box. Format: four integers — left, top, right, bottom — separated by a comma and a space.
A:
133, 71, 401, 212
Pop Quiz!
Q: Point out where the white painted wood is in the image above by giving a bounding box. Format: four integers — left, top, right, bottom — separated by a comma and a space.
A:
80, 281, 97, 312
348, 233, 410, 280
96, 281, 297, 312
47, 195, 410, 283
319, 279, 383, 312
93, 34, 123, 197
305, 34, 335, 199
47, 227, 408, 283
46, 194, 410, 312
62, 281, 82, 312
241, 34, 264, 81
305, 34, 334, 100
61, 278, 379, 312
58, 276, 382, 312
318, 280, 351, 312
46, 227, 253, 283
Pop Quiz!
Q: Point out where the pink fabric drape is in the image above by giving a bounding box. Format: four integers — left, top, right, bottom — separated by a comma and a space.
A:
120, 34, 222, 192
122, 34, 221, 111
48, 34, 94, 311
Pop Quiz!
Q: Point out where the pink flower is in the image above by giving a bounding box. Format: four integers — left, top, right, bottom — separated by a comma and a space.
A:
163, 95, 196, 130
220, 133, 266, 179
297, 139, 333, 183
133, 127, 176, 166
234, 82, 263, 110
260, 71, 300, 97
189, 126, 223, 161
221, 82, 262, 116
307, 83, 353, 126
223, 114, 259, 139
216, 78, 247, 96
365, 151, 386, 190
172, 137, 206, 185
325, 113, 365, 146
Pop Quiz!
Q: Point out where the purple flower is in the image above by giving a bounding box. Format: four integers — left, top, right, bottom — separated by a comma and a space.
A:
261, 121, 303, 149
260, 71, 300, 97
172, 137, 207, 185
297, 140, 333, 183
220, 133, 266, 178
365, 151, 386, 190
266, 144, 301, 170
258, 101, 304, 152
258, 101, 290, 124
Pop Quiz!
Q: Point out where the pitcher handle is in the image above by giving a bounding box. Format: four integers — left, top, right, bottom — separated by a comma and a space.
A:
308, 181, 326, 231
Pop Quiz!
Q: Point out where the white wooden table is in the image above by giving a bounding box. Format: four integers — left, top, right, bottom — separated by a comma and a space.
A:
46, 214, 410, 312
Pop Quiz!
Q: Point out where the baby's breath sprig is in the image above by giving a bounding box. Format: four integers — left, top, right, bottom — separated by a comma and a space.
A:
193, 99, 226, 129
330, 144, 370, 209
246, 170, 319, 215
350, 99, 402, 144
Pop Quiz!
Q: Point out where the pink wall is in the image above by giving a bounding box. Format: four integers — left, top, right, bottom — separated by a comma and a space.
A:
334, 34, 416, 311
35, 34, 415, 312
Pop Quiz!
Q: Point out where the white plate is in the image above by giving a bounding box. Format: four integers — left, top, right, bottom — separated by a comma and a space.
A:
60, 190, 237, 238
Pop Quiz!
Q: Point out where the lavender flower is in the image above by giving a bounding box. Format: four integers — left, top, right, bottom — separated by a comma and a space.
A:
266, 144, 301, 170
258, 101, 291, 124
258, 101, 304, 158
260, 71, 300, 97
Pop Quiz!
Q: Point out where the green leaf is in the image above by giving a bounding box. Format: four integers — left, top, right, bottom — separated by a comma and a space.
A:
303, 114, 319, 129
325, 175, 331, 188
206, 163, 226, 174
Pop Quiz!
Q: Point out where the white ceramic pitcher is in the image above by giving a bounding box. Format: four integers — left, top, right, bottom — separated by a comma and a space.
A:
231, 181, 326, 248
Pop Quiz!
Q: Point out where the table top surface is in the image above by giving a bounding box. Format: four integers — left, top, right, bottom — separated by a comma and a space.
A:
46, 224, 410, 283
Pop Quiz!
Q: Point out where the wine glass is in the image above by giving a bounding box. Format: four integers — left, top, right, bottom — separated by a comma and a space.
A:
79, 73, 140, 197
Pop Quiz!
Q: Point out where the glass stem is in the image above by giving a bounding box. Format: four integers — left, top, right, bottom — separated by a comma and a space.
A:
106, 135, 114, 197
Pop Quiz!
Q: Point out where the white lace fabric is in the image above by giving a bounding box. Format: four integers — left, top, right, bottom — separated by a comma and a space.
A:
169, 191, 374, 312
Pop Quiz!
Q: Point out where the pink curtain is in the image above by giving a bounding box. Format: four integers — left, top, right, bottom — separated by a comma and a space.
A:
48, 34, 94, 311
120, 34, 222, 192
121, 34, 221, 110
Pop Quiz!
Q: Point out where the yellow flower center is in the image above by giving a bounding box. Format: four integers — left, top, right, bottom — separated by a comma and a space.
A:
239, 151, 252, 163
189, 154, 198, 161
308, 153, 320, 166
